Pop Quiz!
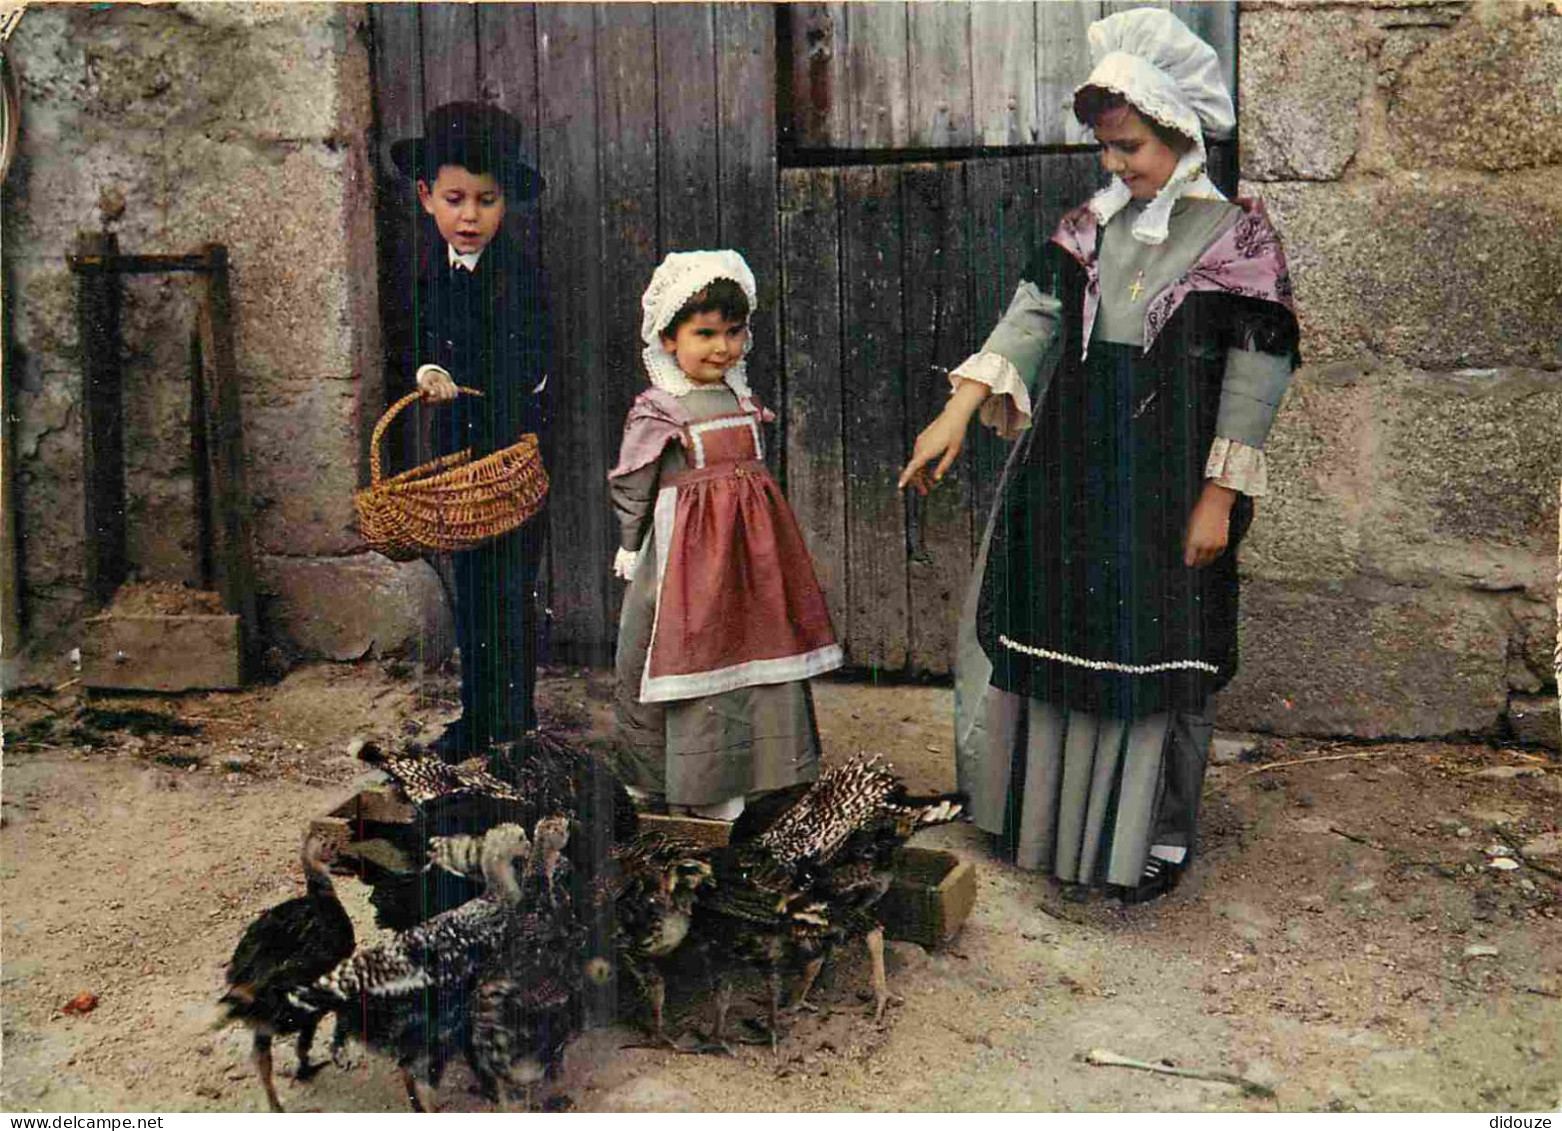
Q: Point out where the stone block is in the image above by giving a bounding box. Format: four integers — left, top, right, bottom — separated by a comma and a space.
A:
1388, 4, 1562, 173
259, 553, 452, 662
1239, 6, 1367, 180
1505, 595, 1555, 694
1506, 695, 1560, 751
245, 381, 366, 557
1221, 578, 1509, 738
67, 4, 347, 142
1251, 174, 1562, 370
162, 134, 358, 384
1240, 364, 1372, 584
1371, 368, 1562, 552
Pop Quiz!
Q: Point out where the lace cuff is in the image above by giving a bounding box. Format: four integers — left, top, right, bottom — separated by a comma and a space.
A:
1205, 438, 1269, 497
950, 352, 1032, 440
612, 547, 640, 580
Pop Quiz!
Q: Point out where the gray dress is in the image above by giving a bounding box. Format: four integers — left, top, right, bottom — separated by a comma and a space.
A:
956, 197, 1293, 887
610, 385, 822, 808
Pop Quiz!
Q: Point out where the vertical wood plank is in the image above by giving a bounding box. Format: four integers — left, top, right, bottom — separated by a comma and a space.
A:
420, 3, 481, 106
370, 5, 425, 182
656, 4, 720, 250
1036, 0, 1100, 145
971, 2, 1039, 147
779, 168, 847, 644
901, 162, 974, 675
715, 2, 780, 415
964, 156, 1038, 538
839, 165, 908, 671
595, 1, 659, 546
478, 5, 543, 266
784, 3, 849, 151
907, 2, 973, 149
844, 2, 910, 150
75, 233, 127, 608
537, 3, 609, 662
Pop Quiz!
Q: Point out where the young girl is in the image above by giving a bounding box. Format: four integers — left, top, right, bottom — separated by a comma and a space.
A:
900, 9, 1299, 902
610, 250, 843, 819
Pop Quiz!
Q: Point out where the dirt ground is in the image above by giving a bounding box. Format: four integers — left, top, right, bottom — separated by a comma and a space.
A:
2, 660, 1559, 1113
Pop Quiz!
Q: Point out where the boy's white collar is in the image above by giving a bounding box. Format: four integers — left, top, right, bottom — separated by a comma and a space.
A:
447, 244, 483, 272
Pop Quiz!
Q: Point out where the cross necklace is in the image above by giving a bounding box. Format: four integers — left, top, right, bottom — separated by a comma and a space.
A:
1128, 269, 1146, 302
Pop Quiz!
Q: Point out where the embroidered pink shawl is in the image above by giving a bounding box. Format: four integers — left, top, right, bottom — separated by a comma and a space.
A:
1051, 197, 1296, 357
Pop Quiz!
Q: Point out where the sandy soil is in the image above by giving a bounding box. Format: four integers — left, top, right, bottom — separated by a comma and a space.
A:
2, 661, 1559, 1113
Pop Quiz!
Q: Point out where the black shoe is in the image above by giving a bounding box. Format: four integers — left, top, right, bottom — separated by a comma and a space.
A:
1117, 856, 1182, 905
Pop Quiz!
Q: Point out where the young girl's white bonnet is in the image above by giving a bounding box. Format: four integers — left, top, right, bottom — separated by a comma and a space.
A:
641, 250, 758, 397
1075, 8, 1235, 245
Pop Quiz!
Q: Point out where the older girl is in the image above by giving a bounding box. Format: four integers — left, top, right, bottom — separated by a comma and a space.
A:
900, 9, 1299, 902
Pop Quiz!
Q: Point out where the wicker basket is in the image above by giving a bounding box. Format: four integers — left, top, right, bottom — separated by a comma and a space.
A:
355, 386, 548, 561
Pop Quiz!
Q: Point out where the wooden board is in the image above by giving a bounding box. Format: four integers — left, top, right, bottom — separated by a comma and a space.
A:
478, 4, 543, 265
901, 162, 974, 675
972, 1, 1039, 147
536, 3, 610, 663
81, 613, 241, 691
595, 1, 660, 568
843, 2, 909, 150
715, 2, 780, 415
636, 811, 733, 850
839, 165, 908, 671
419, 3, 479, 107
76, 232, 127, 608
778, 168, 848, 641
656, 3, 720, 250
908, 2, 973, 149
783, 3, 849, 151
1036, 0, 1100, 146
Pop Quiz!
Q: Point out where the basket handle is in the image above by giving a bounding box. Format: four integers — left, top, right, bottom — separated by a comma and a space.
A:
369, 385, 484, 486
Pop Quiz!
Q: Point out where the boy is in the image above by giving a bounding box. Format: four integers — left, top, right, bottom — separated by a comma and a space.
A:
390, 101, 550, 759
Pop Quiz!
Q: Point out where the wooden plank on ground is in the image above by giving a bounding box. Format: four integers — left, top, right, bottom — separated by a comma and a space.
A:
656, 3, 720, 250
715, 1, 780, 416
839, 165, 908, 671
478, 4, 543, 265
537, 3, 610, 662
783, 3, 849, 150
419, 2, 480, 106
971, 1, 1039, 147
908, 1, 973, 149
81, 614, 242, 691
843, 2, 910, 150
595, 0, 659, 592
1037, 0, 1100, 146
778, 168, 847, 642
901, 162, 974, 675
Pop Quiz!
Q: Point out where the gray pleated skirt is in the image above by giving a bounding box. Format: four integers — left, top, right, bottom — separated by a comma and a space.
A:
975, 691, 1171, 887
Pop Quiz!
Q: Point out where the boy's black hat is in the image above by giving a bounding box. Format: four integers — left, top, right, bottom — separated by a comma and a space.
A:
391, 101, 544, 202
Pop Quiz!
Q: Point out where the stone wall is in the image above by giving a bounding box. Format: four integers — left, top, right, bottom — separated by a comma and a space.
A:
1227, 0, 1561, 746
2, 3, 448, 682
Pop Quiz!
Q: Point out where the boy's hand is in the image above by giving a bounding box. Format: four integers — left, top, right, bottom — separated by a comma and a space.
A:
416, 364, 459, 403
1183, 482, 1237, 568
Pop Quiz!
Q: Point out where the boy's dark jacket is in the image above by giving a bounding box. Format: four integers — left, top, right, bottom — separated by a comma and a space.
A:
408, 223, 551, 465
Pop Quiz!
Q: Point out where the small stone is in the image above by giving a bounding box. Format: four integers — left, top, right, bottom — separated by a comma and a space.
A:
1212, 735, 1259, 765
1456, 826, 1473, 838
1474, 766, 1541, 780
1463, 945, 1500, 958
62, 990, 99, 1015
1519, 879, 1536, 892
194, 1083, 223, 1100
1484, 844, 1513, 857
1488, 858, 1520, 871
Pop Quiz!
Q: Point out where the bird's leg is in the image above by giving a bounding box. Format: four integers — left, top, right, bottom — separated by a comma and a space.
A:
620, 966, 686, 1050
681, 975, 738, 1056
328, 1013, 351, 1069
292, 1015, 324, 1082
863, 926, 902, 1024
790, 953, 828, 1014
767, 966, 783, 1061
253, 1032, 283, 1113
